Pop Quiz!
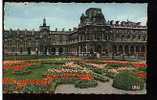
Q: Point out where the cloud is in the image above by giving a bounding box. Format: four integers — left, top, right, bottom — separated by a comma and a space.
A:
139, 17, 147, 26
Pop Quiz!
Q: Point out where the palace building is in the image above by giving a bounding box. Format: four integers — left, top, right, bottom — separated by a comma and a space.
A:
3, 8, 147, 59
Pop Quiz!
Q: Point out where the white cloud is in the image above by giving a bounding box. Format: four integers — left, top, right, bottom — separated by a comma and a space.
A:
139, 17, 147, 26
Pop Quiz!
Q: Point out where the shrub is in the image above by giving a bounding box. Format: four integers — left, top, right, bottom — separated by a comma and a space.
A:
23, 85, 48, 93
93, 68, 105, 75
55, 78, 77, 85
49, 82, 58, 93
93, 73, 109, 82
75, 80, 98, 88
105, 71, 117, 79
3, 84, 16, 93
112, 72, 144, 91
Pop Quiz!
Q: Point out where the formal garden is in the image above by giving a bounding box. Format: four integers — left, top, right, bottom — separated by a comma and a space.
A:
3, 55, 147, 94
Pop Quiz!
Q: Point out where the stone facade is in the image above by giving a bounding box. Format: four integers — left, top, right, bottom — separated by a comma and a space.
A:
3, 8, 147, 59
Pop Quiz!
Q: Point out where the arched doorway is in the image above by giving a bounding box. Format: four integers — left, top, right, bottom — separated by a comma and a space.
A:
27, 47, 31, 55
119, 45, 123, 55
136, 46, 140, 53
125, 45, 129, 55
44, 47, 47, 55
20, 47, 23, 54
59, 47, 63, 55
95, 45, 102, 54
130, 46, 134, 55
141, 46, 145, 52
51, 48, 56, 55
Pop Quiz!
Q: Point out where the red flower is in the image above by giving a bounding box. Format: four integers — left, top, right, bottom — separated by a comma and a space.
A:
133, 63, 147, 68
79, 74, 93, 80
135, 72, 146, 78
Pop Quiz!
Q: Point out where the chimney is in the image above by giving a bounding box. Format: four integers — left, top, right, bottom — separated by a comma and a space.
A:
73, 27, 77, 31
110, 20, 114, 25
116, 21, 119, 25
55, 28, 57, 31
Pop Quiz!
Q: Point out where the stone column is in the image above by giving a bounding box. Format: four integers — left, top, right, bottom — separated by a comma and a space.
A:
74, 47, 76, 56
128, 46, 131, 56
139, 46, 142, 53
93, 34, 95, 40
78, 45, 81, 56
134, 46, 137, 59
114, 45, 118, 56
79, 35, 81, 42
144, 46, 147, 60
102, 33, 104, 41
85, 44, 88, 56
122, 45, 125, 59
122, 45, 125, 55
46, 48, 49, 55
82, 35, 84, 42
55, 48, 59, 55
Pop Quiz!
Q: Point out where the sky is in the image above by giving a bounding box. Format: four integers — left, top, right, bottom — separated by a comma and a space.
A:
4, 3, 147, 31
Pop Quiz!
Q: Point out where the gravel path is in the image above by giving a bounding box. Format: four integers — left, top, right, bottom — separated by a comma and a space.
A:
55, 80, 146, 94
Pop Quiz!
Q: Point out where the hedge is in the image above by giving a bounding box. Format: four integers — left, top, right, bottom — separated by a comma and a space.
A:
23, 85, 48, 93
75, 80, 98, 88
93, 73, 109, 82
112, 72, 144, 91
3, 84, 16, 93
105, 71, 117, 79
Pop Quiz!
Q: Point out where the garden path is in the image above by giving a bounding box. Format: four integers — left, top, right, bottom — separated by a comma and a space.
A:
55, 80, 146, 94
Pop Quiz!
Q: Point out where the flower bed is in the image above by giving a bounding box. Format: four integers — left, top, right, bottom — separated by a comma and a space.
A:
63, 62, 81, 68
3, 63, 32, 71
44, 72, 93, 81
3, 77, 53, 93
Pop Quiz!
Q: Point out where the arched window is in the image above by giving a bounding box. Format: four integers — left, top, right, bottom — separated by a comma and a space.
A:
127, 35, 130, 39
121, 35, 124, 40
138, 35, 141, 40
125, 45, 129, 53
136, 46, 140, 52
119, 45, 123, 52
59, 47, 63, 54
130, 46, 134, 53
141, 46, 145, 52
